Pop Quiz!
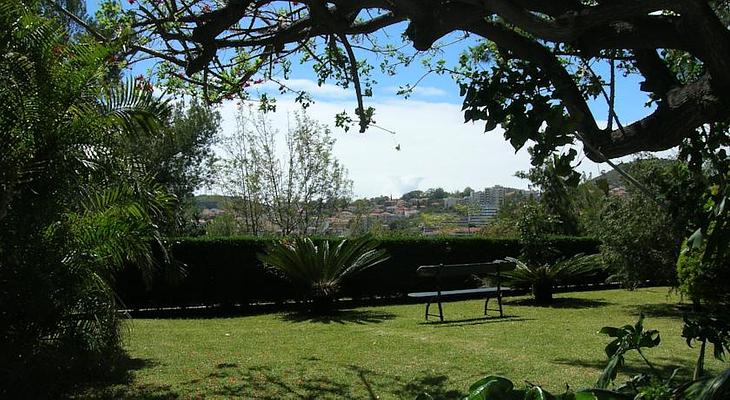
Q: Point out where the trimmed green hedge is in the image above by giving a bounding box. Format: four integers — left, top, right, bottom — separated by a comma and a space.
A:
115, 236, 601, 309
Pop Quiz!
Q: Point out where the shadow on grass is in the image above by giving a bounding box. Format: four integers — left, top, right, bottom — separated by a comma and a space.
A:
199, 364, 352, 399
73, 349, 467, 399
71, 355, 177, 400
504, 297, 613, 309
552, 356, 695, 383
178, 361, 466, 399
626, 303, 690, 320
389, 372, 465, 399
279, 309, 397, 324
76, 383, 179, 400
420, 315, 532, 327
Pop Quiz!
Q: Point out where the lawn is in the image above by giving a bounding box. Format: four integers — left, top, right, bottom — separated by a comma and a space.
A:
77, 288, 725, 399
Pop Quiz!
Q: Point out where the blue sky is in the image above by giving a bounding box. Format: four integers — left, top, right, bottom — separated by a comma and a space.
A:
86, 1, 671, 197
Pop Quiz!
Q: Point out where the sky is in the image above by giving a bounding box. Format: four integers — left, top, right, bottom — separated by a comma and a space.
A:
86, 1, 675, 198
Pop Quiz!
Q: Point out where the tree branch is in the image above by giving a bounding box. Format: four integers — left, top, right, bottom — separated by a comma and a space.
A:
463, 19, 601, 136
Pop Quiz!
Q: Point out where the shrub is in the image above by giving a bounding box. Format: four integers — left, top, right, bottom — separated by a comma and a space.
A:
676, 240, 730, 307
595, 195, 682, 287
0, 4, 171, 396
258, 236, 389, 312
505, 254, 604, 304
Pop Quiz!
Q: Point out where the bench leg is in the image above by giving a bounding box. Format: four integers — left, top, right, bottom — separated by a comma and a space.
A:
497, 292, 504, 318
425, 296, 445, 322
484, 296, 490, 316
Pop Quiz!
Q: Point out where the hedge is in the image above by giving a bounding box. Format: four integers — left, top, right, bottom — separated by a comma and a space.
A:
114, 236, 601, 310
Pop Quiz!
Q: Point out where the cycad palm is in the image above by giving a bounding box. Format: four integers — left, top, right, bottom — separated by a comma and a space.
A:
505, 254, 603, 304
259, 236, 390, 312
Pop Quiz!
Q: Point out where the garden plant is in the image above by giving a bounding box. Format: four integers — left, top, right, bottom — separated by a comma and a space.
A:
258, 235, 390, 312
429, 316, 730, 400
0, 2, 172, 396
505, 253, 603, 305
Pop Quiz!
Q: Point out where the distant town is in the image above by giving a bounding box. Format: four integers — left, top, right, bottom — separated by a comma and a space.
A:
196, 185, 543, 236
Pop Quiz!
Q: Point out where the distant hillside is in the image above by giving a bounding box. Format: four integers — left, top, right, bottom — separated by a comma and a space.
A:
592, 158, 676, 188
194, 195, 235, 210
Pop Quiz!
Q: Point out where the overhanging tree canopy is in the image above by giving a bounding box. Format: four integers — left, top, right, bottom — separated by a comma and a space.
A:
116, 0, 730, 164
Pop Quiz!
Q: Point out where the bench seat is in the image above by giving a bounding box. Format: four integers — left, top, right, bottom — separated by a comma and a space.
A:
407, 287, 511, 298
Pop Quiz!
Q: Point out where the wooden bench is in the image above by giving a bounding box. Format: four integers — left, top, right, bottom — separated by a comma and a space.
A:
407, 260, 516, 321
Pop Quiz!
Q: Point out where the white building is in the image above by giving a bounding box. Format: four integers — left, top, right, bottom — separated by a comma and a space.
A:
460, 204, 499, 227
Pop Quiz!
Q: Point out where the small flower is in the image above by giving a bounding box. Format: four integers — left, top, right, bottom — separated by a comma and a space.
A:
128, 0, 135, 4
201, 4, 211, 13
135, 74, 145, 81
253, 79, 264, 84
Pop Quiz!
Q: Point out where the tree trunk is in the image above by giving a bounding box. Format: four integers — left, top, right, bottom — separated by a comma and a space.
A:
532, 280, 553, 305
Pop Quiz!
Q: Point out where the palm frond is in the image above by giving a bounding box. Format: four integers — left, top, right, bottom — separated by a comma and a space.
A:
258, 235, 389, 302
505, 254, 603, 287
62, 178, 175, 283
1, 1, 65, 53
98, 79, 171, 135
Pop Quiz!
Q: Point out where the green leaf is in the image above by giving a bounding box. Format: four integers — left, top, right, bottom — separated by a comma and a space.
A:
524, 386, 555, 400
596, 355, 623, 389
687, 228, 704, 250
604, 339, 621, 358
638, 330, 660, 349
686, 368, 730, 400
466, 376, 514, 399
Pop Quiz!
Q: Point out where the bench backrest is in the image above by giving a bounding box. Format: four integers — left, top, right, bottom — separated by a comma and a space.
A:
416, 260, 516, 278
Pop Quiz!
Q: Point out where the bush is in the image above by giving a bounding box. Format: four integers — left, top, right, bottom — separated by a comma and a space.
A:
114, 236, 601, 309
0, 3, 171, 396
676, 241, 730, 307
595, 196, 682, 287
258, 236, 389, 312
505, 254, 604, 305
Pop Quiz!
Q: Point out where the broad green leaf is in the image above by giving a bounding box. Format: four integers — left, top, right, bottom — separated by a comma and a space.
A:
571, 392, 597, 400
524, 386, 555, 400
596, 355, 623, 389
466, 376, 514, 399
638, 330, 660, 348
687, 228, 704, 250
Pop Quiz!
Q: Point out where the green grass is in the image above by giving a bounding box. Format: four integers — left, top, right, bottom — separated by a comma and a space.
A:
78, 288, 725, 399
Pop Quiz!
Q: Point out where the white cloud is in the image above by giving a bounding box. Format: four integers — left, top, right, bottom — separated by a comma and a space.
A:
384, 85, 448, 98
254, 79, 448, 102
386, 175, 425, 197
213, 80, 678, 198
216, 95, 535, 197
